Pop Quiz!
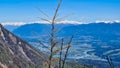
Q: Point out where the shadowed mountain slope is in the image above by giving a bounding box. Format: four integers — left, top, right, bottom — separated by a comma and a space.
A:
0, 24, 48, 68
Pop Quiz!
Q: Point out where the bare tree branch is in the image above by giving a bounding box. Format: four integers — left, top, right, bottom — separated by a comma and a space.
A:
56, 13, 74, 21
62, 35, 73, 68
38, 40, 50, 50
105, 56, 114, 68
51, 0, 62, 24
36, 7, 51, 19
40, 18, 51, 23
59, 38, 64, 68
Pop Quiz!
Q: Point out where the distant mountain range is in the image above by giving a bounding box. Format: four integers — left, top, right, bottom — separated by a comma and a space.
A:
0, 24, 48, 68
12, 22, 120, 42
4, 25, 18, 32
3, 22, 120, 68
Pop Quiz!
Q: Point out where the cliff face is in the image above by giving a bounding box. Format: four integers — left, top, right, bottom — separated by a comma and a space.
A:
0, 24, 48, 68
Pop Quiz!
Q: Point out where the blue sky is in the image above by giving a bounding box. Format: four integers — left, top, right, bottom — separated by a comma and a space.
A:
0, 0, 120, 23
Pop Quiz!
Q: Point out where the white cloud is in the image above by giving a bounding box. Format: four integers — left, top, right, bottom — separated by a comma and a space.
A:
56, 20, 85, 24
95, 20, 120, 23
114, 20, 120, 22
1, 21, 49, 26
1, 20, 85, 26
1, 20, 120, 26
1, 22, 26, 26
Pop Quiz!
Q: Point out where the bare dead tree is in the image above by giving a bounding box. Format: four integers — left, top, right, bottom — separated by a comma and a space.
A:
36, 0, 74, 68
62, 36, 73, 68
49, 0, 63, 67
58, 38, 64, 68
105, 56, 114, 68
